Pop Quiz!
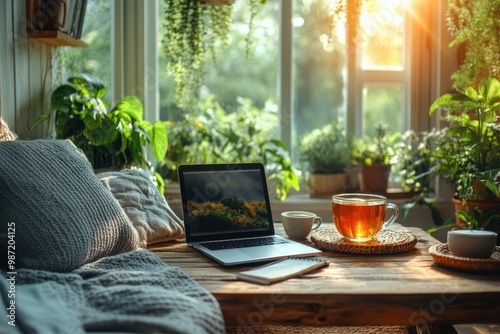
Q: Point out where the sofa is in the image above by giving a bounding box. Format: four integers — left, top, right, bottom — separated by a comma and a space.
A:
0, 133, 225, 334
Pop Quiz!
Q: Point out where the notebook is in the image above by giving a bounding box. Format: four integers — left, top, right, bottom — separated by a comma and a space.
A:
236, 257, 329, 285
177, 163, 321, 266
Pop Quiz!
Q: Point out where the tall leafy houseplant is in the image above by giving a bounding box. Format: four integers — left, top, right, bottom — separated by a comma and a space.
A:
162, 0, 266, 109
299, 122, 351, 197
34, 74, 168, 187
429, 76, 500, 230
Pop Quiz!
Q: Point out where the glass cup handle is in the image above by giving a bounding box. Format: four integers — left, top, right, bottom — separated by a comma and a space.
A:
383, 203, 399, 229
312, 217, 322, 231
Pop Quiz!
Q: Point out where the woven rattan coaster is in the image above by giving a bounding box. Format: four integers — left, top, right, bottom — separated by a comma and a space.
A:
429, 244, 500, 273
310, 228, 417, 255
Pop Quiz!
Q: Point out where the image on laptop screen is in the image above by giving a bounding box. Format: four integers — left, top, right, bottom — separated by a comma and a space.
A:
181, 168, 272, 238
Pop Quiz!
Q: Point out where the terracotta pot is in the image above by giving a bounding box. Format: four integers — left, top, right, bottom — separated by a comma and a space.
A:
471, 179, 500, 203
360, 164, 390, 193
345, 165, 361, 191
308, 173, 346, 198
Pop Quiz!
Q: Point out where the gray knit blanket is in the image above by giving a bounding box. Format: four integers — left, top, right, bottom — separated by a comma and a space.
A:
0, 249, 225, 334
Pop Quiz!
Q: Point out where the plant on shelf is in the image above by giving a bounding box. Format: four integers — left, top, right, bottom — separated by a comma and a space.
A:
393, 128, 450, 229
429, 75, 500, 233
33, 73, 168, 191
158, 95, 299, 200
299, 121, 352, 197
162, 0, 267, 109
352, 124, 400, 193
446, 0, 500, 91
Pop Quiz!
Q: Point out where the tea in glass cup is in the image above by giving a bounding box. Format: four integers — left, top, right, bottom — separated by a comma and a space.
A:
332, 193, 399, 242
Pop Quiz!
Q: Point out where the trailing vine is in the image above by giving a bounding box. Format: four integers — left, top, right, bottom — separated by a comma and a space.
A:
162, 0, 265, 110
324, 0, 362, 53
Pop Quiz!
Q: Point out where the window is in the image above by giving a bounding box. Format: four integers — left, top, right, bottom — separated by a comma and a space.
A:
354, 0, 410, 137
53, 0, 112, 96
156, 0, 412, 167
57, 0, 426, 170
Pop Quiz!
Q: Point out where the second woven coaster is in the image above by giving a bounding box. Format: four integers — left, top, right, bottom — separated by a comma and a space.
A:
311, 228, 417, 255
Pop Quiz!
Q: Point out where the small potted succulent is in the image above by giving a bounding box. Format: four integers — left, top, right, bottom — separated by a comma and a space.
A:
299, 121, 352, 197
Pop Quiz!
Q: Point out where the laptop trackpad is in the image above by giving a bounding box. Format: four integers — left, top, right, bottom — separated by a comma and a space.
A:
239, 246, 281, 257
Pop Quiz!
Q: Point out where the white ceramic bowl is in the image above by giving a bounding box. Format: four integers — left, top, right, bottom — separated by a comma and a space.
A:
447, 230, 497, 259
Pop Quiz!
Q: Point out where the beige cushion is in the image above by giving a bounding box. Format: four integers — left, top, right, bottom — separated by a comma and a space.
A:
0, 117, 16, 141
97, 169, 185, 248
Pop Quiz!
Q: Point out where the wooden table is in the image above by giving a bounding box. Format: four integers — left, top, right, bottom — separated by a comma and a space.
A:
149, 224, 500, 332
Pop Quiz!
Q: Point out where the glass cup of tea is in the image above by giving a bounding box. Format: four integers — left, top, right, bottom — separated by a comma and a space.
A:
332, 193, 399, 242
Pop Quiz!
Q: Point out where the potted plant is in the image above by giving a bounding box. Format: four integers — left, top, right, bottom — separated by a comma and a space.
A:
299, 121, 351, 197
33, 73, 168, 191
162, 0, 267, 109
393, 129, 450, 228
158, 95, 299, 200
352, 124, 400, 193
429, 76, 500, 236
448, 204, 499, 258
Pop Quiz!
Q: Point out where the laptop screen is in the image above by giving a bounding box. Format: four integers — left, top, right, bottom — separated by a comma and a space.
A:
178, 163, 275, 242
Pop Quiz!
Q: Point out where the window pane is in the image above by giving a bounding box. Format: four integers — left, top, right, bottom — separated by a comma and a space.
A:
360, 0, 404, 70
52, 0, 112, 95
292, 0, 346, 163
362, 84, 402, 136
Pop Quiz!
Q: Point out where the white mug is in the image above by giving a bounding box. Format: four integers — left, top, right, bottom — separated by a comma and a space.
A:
281, 211, 322, 239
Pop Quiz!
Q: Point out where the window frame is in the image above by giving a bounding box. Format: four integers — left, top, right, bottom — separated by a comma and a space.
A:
114, 0, 441, 169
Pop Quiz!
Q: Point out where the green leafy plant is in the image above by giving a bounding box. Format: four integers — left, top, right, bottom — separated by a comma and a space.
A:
394, 129, 449, 227
158, 95, 299, 200
446, 0, 500, 91
455, 206, 500, 231
162, 0, 267, 110
429, 76, 500, 230
299, 121, 351, 174
33, 74, 168, 189
352, 124, 400, 166
429, 76, 500, 202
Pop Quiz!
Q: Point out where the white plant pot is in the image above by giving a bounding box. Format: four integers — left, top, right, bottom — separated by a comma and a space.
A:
447, 230, 497, 259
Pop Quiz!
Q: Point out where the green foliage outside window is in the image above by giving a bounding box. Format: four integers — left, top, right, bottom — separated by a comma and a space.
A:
158, 95, 299, 200
446, 0, 500, 90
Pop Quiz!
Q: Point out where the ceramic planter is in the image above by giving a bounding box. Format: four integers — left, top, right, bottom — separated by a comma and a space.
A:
447, 230, 497, 258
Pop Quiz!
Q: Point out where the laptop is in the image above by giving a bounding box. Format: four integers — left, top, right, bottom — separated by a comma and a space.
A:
178, 163, 321, 266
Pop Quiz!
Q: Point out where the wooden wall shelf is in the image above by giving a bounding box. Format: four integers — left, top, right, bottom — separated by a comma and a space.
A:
27, 30, 88, 47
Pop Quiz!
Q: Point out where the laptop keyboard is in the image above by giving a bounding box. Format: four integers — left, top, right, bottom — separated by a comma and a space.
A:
199, 236, 288, 251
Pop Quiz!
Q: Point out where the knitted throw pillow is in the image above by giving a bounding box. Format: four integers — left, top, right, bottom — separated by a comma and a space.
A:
0, 140, 140, 272
97, 169, 185, 248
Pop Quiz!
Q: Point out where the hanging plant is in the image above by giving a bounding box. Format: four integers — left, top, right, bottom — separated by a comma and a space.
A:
322, 0, 363, 52
162, 0, 267, 110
